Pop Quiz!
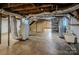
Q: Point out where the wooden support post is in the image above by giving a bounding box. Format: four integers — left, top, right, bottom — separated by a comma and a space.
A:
8, 15, 11, 46
0, 16, 1, 44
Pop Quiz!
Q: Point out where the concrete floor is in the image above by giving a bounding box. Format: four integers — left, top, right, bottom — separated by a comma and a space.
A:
0, 21, 79, 55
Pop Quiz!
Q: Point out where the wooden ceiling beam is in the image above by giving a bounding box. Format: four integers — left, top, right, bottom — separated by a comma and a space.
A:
18, 9, 41, 14
11, 4, 52, 11
1, 3, 24, 8
1, 3, 77, 15
14, 7, 51, 12
31, 4, 37, 7
9, 4, 35, 9
18, 8, 51, 15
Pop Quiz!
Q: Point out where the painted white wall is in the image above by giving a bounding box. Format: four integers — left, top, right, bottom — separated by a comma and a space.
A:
1, 18, 20, 34
2, 18, 8, 33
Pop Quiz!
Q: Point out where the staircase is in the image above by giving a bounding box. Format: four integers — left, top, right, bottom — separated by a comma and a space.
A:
30, 21, 35, 25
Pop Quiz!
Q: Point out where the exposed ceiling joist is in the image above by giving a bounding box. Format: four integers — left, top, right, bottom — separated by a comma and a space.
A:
0, 3, 24, 8
28, 4, 79, 18
0, 3, 78, 17
11, 4, 53, 11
